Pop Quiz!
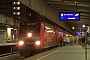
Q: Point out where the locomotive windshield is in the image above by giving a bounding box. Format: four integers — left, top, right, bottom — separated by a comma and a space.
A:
19, 22, 40, 33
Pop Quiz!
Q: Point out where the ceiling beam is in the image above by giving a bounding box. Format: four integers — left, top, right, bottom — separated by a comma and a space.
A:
47, 1, 90, 7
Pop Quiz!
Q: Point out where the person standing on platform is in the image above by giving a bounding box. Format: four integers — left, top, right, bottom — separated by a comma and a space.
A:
59, 35, 63, 46
63, 36, 66, 46
66, 36, 70, 46
81, 34, 85, 47
76, 36, 79, 45
70, 36, 75, 45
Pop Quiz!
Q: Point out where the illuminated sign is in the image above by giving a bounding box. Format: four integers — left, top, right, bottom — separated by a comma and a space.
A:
22, 23, 36, 25
58, 32, 63, 34
27, 23, 36, 25
59, 12, 80, 21
76, 32, 83, 36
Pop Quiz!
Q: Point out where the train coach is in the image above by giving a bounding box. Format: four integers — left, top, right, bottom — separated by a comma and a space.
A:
16, 21, 60, 57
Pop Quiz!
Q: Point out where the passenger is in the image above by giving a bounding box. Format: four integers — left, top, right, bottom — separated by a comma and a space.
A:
74, 36, 78, 45
66, 36, 70, 46
78, 37, 82, 45
63, 36, 66, 46
59, 35, 63, 46
73, 36, 76, 45
81, 35, 85, 47
76, 36, 79, 45
70, 36, 75, 45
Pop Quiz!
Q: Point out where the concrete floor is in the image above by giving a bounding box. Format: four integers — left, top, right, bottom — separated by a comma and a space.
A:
23, 45, 90, 60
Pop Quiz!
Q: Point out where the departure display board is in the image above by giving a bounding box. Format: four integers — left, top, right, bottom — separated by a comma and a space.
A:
59, 12, 80, 21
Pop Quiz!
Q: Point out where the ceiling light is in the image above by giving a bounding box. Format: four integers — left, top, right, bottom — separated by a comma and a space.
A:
75, 1, 78, 4
82, 25, 85, 28
72, 27, 75, 29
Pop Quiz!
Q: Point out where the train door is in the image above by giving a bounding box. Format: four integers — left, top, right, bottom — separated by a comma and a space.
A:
54, 26, 59, 46
44, 22, 56, 48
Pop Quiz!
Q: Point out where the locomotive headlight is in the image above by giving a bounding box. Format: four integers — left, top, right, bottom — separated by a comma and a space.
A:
27, 33, 32, 37
35, 41, 40, 45
18, 41, 24, 46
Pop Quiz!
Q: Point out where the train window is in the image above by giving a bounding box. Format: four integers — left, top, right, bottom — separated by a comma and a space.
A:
27, 23, 36, 25
27, 23, 30, 25
21, 23, 24, 25
19, 23, 40, 33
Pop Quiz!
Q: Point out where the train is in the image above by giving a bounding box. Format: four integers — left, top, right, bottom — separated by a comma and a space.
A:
16, 21, 65, 57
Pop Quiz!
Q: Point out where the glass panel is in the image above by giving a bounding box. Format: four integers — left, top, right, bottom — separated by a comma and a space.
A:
1, 15, 6, 24
19, 22, 40, 33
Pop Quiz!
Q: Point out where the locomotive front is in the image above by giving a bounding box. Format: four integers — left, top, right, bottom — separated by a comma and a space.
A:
17, 22, 41, 57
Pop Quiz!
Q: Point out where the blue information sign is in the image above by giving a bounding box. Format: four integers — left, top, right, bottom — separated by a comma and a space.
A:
76, 32, 82, 36
59, 12, 80, 21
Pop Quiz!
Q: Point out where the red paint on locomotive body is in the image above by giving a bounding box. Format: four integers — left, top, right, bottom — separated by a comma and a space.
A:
17, 21, 60, 57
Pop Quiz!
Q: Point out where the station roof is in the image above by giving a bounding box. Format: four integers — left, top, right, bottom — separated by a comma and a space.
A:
46, 0, 90, 31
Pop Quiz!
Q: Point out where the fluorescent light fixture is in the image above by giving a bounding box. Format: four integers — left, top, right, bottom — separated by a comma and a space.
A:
45, 27, 51, 29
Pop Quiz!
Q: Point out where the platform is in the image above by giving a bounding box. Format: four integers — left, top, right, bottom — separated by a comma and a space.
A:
0, 43, 16, 46
23, 45, 90, 60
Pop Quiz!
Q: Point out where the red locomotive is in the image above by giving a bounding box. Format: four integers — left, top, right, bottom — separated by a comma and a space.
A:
17, 21, 60, 57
